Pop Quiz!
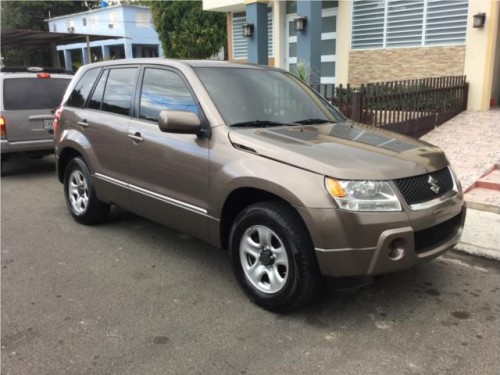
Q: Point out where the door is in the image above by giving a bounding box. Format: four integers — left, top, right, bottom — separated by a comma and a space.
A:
78, 67, 139, 208
127, 67, 210, 241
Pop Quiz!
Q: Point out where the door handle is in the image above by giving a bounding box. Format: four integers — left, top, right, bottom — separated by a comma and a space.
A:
77, 120, 89, 129
128, 132, 144, 143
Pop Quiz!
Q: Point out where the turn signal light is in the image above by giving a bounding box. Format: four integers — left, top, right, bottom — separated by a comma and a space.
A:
0, 116, 6, 138
325, 177, 345, 198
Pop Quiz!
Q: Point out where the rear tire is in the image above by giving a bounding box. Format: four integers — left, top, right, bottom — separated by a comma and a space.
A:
64, 157, 110, 225
229, 201, 321, 312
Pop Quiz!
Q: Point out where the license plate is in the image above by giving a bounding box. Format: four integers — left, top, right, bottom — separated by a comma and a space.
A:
44, 119, 54, 130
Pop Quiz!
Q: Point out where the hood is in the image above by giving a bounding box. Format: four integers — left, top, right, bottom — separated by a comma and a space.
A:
228, 122, 448, 180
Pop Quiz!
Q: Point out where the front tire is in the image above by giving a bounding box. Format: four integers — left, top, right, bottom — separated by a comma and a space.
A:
229, 201, 321, 312
64, 157, 110, 225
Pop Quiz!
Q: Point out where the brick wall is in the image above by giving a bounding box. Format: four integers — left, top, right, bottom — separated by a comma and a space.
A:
348, 45, 466, 85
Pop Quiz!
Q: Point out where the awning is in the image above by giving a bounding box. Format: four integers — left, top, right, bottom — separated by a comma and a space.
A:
1, 29, 123, 50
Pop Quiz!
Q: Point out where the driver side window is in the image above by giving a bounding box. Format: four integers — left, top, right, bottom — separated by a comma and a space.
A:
139, 68, 198, 122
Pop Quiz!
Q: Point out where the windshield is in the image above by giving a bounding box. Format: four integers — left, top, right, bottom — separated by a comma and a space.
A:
194, 67, 344, 126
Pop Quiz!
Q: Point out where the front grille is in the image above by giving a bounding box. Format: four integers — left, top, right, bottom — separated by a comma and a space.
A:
414, 212, 463, 254
393, 168, 454, 205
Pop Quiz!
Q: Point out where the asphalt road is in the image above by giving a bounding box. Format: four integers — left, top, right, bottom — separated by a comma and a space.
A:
2, 155, 500, 375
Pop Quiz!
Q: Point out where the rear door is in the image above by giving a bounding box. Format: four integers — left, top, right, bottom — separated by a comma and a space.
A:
2, 75, 70, 141
67, 66, 140, 209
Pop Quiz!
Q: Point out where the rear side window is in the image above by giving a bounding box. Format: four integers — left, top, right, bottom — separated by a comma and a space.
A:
66, 68, 100, 108
101, 68, 138, 116
139, 68, 198, 122
88, 70, 108, 110
3, 77, 70, 110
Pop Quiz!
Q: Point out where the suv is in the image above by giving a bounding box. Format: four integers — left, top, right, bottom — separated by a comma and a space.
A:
1, 67, 72, 164
55, 59, 466, 311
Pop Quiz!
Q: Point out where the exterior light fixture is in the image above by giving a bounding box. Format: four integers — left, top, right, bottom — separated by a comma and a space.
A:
295, 16, 307, 32
473, 12, 486, 28
242, 23, 254, 37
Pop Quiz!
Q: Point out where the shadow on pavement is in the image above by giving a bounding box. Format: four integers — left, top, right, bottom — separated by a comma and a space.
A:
1, 154, 56, 177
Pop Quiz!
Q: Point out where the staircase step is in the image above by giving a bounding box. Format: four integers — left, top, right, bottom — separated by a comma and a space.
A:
464, 187, 500, 214
476, 169, 500, 191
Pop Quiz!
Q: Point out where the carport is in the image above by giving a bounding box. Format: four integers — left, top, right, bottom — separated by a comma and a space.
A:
0, 29, 122, 69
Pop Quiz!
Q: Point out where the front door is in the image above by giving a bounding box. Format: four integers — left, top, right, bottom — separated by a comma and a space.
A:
127, 66, 210, 241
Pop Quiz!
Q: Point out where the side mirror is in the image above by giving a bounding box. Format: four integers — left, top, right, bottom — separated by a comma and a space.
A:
158, 110, 201, 134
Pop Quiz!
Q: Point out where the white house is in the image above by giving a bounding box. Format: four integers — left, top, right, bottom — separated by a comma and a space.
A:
47, 4, 163, 72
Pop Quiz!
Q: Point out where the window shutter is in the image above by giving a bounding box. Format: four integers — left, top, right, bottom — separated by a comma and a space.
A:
352, 0, 468, 49
352, 0, 385, 49
386, 0, 424, 47
232, 11, 274, 60
425, 0, 468, 45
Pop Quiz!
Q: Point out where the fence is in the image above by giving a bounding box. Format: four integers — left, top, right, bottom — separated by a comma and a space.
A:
316, 76, 469, 139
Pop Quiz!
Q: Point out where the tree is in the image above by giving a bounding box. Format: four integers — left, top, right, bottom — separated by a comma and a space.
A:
149, 1, 226, 59
1, 1, 97, 31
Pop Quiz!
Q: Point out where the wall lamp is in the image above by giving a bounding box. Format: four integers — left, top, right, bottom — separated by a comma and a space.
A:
242, 23, 254, 37
295, 16, 307, 32
473, 12, 486, 28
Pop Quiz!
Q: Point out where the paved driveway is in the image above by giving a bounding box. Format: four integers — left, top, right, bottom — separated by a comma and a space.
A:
2, 155, 500, 375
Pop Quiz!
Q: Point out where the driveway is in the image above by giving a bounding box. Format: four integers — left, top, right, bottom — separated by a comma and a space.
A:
2, 155, 500, 375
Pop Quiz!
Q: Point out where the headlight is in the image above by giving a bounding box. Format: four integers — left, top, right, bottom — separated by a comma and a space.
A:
325, 177, 402, 212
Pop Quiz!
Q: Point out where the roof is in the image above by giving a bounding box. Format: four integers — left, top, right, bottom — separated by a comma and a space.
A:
75, 58, 275, 70
0, 29, 123, 50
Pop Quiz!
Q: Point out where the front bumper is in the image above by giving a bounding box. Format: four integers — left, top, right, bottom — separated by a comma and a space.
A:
297, 194, 466, 278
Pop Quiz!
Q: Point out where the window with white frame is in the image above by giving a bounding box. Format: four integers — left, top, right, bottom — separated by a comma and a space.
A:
232, 11, 274, 60
351, 0, 468, 50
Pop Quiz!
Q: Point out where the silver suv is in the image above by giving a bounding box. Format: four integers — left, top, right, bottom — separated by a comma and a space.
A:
55, 59, 466, 311
1, 67, 72, 165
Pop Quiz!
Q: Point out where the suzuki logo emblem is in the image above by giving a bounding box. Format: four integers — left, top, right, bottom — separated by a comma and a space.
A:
428, 176, 440, 194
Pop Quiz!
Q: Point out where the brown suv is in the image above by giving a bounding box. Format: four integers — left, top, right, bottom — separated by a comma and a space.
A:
55, 59, 466, 311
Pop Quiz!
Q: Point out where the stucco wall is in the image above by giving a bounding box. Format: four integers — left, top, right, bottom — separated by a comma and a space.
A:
348, 45, 466, 85
492, 15, 500, 106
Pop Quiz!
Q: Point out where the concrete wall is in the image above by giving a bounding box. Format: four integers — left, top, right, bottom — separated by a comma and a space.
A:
489, 3, 500, 107
464, 0, 500, 110
203, 0, 245, 12
336, 0, 351, 85
348, 45, 466, 85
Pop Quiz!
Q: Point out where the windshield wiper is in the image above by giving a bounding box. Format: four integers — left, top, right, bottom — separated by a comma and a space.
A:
230, 120, 292, 128
293, 118, 332, 125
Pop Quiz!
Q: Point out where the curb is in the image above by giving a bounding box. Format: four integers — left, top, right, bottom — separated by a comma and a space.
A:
453, 243, 500, 262
453, 208, 500, 262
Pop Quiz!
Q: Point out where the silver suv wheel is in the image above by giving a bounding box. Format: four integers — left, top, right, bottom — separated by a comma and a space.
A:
239, 225, 289, 294
230, 201, 321, 312
68, 170, 89, 215
63, 157, 110, 225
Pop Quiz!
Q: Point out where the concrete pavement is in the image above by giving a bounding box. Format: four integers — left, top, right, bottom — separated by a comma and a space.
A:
420, 109, 500, 262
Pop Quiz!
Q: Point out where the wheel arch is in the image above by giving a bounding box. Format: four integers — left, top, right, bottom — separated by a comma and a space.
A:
57, 147, 84, 183
219, 187, 310, 251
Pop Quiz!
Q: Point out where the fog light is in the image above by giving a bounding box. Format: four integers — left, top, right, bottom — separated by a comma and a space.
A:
388, 239, 405, 261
